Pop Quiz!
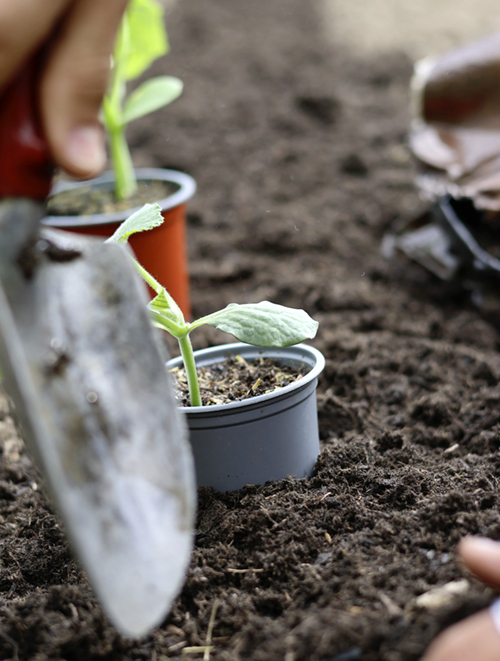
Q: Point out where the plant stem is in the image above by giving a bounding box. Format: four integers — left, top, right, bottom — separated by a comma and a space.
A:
178, 334, 202, 407
105, 13, 137, 202
109, 126, 137, 201
132, 259, 163, 294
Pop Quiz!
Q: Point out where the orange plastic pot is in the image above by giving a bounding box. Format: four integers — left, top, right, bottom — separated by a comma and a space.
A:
43, 168, 196, 318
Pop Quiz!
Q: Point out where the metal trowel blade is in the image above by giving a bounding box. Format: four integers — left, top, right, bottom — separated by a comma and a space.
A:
0, 199, 195, 637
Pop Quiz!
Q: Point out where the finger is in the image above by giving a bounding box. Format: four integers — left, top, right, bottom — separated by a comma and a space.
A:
0, 0, 69, 89
459, 537, 500, 589
40, 0, 129, 178
421, 610, 500, 661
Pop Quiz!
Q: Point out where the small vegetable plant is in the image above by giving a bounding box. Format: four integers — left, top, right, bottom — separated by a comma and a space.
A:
106, 204, 319, 407
103, 0, 183, 201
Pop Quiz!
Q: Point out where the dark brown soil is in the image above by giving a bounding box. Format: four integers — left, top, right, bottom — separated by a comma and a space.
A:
47, 179, 176, 216
1, 0, 500, 659
169, 355, 307, 406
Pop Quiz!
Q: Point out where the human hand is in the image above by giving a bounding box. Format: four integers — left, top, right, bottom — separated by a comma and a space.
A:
0, 0, 129, 179
421, 537, 500, 661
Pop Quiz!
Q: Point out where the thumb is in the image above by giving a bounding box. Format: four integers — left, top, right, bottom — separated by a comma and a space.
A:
40, 0, 129, 179
459, 536, 500, 589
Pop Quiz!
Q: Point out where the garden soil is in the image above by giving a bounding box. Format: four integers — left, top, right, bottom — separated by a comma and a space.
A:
1, 1, 500, 659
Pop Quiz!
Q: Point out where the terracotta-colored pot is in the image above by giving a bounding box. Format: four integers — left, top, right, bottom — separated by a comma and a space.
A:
43, 168, 196, 318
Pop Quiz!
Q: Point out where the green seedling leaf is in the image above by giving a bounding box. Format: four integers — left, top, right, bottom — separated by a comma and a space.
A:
105, 203, 164, 244
111, 211, 320, 406
106, 204, 171, 299
191, 302, 319, 347
123, 77, 183, 125
149, 289, 186, 335
125, 0, 169, 81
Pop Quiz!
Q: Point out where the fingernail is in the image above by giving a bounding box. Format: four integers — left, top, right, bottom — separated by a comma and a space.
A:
64, 125, 106, 175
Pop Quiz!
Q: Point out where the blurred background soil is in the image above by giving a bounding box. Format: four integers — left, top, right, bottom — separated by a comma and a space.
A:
1, 1, 500, 659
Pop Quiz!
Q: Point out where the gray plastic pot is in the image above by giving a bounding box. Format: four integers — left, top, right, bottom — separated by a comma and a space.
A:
167, 342, 325, 492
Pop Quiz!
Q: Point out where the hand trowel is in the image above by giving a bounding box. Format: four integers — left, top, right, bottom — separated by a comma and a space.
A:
0, 61, 195, 637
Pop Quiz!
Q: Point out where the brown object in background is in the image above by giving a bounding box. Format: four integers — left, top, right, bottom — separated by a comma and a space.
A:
410, 32, 500, 212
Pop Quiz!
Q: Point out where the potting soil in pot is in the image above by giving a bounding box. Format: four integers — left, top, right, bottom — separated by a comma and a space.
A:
169, 355, 308, 406
1, 0, 500, 659
47, 179, 177, 216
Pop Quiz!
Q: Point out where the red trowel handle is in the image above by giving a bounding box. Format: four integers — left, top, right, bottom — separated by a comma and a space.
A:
0, 58, 54, 200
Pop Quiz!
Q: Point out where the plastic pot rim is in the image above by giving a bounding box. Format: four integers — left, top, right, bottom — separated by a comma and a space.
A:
43, 168, 197, 228
166, 342, 325, 415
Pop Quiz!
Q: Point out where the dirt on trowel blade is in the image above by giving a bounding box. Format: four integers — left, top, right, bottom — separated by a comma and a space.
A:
0, 198, 196, 638
410, 32, 500, 213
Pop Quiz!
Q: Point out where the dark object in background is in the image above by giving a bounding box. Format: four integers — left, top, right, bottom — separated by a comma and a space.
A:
387, 34, 500, 291
382, 195, 500, 284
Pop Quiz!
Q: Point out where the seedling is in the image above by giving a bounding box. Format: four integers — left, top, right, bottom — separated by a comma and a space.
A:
107, 205, 319, 406
103, 0, 183, 201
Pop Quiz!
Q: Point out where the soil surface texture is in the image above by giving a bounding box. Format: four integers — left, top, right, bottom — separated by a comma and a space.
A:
1, 1, 500, 660
169, 355, 307, 406
47, 180, 177, 216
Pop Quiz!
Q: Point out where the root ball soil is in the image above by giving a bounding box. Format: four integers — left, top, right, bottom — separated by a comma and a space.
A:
1, 1, 499, 659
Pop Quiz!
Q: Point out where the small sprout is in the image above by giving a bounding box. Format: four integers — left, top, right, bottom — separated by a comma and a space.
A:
103, 0, 183, 201
107, 205, 319, 406
251, 378, 262, 392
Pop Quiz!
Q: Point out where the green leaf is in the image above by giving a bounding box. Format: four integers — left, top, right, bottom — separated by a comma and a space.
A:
190, 302, 319, 347
122, 76, 183, 125
124, 0, 169, 81
105, 203, 164, 244
149, 289, 185, 335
